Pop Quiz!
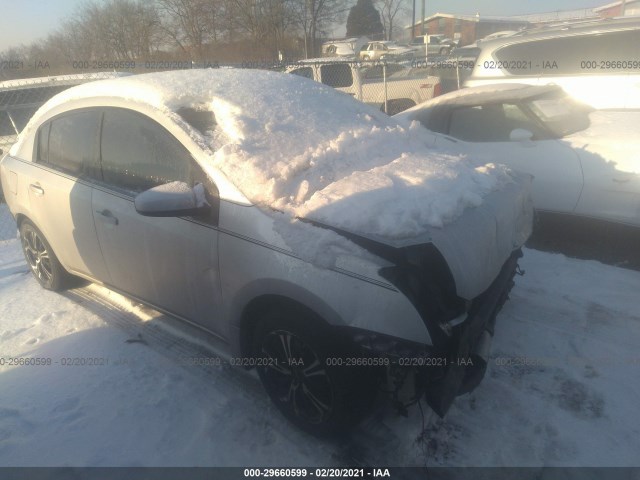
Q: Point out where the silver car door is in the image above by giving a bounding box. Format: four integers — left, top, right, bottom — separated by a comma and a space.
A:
25, 110, 110, 281
92, 108, 224, 335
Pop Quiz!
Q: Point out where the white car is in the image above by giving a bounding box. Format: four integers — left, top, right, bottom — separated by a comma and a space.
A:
1, 69, 532, 434
359, 41, 414, 61
464, 17, 640, 109
396, 83, 640, 227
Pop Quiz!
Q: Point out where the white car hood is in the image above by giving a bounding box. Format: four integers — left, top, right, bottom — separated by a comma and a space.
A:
563, 111, 640, 174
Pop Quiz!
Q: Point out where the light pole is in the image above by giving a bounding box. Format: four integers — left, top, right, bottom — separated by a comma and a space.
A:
412, 0, 416, 39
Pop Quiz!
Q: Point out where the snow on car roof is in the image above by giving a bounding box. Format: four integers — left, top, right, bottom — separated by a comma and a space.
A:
14, 69, 512, 239
0, 72, 132, 92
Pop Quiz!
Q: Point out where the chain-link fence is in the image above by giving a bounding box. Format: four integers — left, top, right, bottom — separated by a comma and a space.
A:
285, 58, 446, 115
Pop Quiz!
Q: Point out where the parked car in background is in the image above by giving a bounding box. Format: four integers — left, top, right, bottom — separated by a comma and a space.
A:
0, 69, 533, 434
287, 59, 441, 114
397, 83, 640, 227
479, 30, 518, 42
323, 37, 369, 58
359, 41, 415, 61
409, 34, 457, 57
464, 17, 640, 109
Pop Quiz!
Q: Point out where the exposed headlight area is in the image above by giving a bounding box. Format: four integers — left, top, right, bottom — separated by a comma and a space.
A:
379, 243, 469, 348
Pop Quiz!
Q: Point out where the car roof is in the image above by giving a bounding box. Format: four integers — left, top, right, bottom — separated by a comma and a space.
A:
0, 72, 132, 92
397, 83, 562, 118
477, 16, 640, 48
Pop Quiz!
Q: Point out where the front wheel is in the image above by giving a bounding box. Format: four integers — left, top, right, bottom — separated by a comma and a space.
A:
253, 309, 376, 436
19, 220, 72, 291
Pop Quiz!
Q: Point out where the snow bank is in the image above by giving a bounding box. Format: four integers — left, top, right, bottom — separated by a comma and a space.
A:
16, 69, 513, 239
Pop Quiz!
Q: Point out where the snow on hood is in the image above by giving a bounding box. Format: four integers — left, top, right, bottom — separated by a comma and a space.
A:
18, 69, 513, 240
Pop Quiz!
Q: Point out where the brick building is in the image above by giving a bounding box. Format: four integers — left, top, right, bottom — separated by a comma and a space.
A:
406, 1, 640, 47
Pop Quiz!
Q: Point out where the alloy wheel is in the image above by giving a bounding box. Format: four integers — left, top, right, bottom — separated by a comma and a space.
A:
260, 329, 334, 424
22, 227, 53, 284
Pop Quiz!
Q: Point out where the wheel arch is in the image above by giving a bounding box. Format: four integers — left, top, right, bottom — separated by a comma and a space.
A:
233, 284, 344, 362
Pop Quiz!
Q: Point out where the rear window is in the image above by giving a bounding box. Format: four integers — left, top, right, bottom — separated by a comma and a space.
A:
494, 29, 640, 75
320, 64, 353, 88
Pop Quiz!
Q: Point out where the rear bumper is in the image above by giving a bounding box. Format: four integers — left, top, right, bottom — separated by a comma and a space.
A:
423, 248, 522, 416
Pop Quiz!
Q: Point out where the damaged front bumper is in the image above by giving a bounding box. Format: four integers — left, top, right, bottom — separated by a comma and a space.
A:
423, 248, 522, 416
342, 248, 523, 417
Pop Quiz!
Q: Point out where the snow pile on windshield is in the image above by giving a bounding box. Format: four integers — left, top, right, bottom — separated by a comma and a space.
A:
25, 69, 513, 239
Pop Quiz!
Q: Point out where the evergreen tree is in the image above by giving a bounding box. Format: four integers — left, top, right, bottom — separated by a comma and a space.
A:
346, 0, 384, 38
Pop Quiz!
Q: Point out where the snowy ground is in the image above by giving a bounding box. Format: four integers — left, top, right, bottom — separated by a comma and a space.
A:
1, 202, 639, 468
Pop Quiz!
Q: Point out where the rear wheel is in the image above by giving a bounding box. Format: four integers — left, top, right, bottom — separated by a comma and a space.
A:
252, 308, 377, 436
20, 220, 72, 291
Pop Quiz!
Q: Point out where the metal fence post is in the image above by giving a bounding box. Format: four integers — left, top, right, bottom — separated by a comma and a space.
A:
383, 61, 388, 114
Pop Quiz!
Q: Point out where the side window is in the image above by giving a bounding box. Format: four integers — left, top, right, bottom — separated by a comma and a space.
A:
36, 122, 50, 163
46, 110, 101, 176
290, 67, 314, 79
502, 104, 549, 139
320, 64, 353, 88
449, 104, 535, 142
100, 108, 192, 194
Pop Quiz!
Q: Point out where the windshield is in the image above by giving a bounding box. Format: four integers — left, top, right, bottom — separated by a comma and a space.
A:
526, 91, 593, 137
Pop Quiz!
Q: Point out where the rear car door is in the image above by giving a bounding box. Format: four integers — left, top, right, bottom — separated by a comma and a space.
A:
92, 108, 224, 334
26, 109, 110, 280
433, 103, 584, 214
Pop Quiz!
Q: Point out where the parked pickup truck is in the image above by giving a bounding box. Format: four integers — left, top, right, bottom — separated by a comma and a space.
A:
286, 59, 441, 115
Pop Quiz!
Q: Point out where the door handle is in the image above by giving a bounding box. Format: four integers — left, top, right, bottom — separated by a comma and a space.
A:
96, 209, 119, 226
29, 184, 44, 196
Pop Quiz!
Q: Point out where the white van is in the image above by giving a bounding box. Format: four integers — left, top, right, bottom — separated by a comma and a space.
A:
464, 17, 640, 109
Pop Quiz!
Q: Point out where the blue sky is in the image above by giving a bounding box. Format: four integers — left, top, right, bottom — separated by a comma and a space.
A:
0, 0, 608, 52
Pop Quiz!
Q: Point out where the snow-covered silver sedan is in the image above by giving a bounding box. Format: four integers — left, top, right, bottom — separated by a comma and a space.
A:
0, 70, 532, 434
397, 83, 640, 227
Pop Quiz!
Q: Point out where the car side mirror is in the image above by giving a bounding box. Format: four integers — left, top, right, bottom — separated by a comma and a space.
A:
134, 181, 210, 217
509, 128, 534, 142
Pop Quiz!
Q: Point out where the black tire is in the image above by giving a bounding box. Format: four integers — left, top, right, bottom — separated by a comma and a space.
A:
19, 220, 72, 291
383, 99, 416, 116
252, 307, 377, 436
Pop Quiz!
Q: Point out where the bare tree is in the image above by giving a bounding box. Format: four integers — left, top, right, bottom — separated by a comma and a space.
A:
293, 0, 347, 58
376, 0, 407, 41
222, 0, 298, 57
66, 0, 162, 61
157, 0, 225, 60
